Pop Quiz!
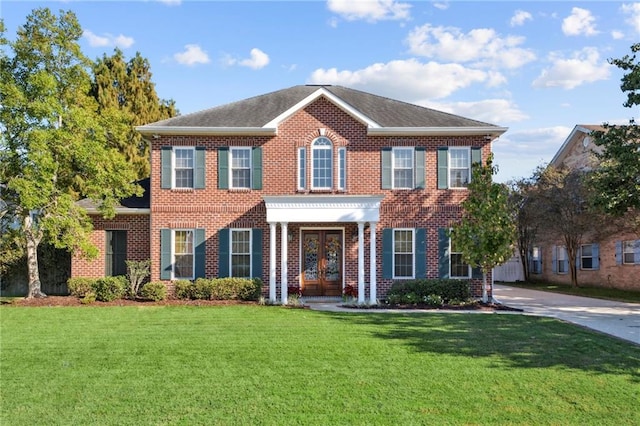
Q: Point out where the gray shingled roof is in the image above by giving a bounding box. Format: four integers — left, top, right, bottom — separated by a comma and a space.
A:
77, 178, 150, 212
141, 85, 500, 129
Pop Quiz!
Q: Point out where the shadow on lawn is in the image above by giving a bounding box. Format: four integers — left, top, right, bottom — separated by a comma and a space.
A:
325, 312, 640, 382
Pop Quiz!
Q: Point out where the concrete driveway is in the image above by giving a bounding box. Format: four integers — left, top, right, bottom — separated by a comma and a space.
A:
494, 284, 640, 345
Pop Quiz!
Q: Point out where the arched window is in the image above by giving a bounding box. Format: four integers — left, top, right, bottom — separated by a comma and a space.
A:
311, 137, 332, 189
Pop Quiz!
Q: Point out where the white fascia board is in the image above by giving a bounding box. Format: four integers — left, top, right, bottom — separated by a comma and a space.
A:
264, 195, 384, 223
549, 125, 587, 167
263, 87, 381, 129
367, 127, 509, 137
135, 126, 276, 136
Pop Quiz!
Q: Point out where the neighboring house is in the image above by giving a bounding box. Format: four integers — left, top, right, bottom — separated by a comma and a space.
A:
531, 124, 640, 290
72, 85, 508, 303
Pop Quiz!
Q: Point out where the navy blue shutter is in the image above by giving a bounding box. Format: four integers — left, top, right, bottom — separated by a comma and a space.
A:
161, 147, 172, 189
634, 240, 640, 264
252, 229, 263, 278
551, 246, 557, 274
471, 147, 482, 165
218, 229, 230, 277
592, 244, 600, 270
415, 228, 426, 278
535, 248, 543, 274
437, 148, 448, 189
194, 229, 206, 278
382, 229, 393, 279
218, 148, 229, 189
615, 241, 622, 265
472, 266, 482, 279
562, 249, 569, 273
438, 228, 449, 278
194, 147, 205, 189
415, 148, 425, 189
381, 148, 392, 189
252, 147, 262, 190
160, 229, 172, 280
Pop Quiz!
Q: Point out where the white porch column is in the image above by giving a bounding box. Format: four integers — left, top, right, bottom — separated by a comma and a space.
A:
357, 222, 365, 304
269, 222, 277, 302
280, 222, 288, 304
369, 221, 377, 304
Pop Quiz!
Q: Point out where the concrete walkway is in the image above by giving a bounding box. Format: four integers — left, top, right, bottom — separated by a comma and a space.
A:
493, 284, 640, 345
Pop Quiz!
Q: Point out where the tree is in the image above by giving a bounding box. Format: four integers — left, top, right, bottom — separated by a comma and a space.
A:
92, 49, 177, 178
588, 44, 640, 235
0, 8, 140, 298
508, 175, 543, 282
450, 154, 516, 303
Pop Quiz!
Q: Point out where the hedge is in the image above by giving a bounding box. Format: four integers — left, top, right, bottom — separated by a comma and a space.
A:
385, 279, 471, 305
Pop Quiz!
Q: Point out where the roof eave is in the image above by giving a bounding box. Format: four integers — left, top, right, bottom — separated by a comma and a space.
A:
135, 126, 277, 136
84, 208, 151, 215
367, 127, 508, 137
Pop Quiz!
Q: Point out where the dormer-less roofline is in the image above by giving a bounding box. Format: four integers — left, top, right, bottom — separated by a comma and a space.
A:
136, 126, 277, 136
367, 127, 508, 137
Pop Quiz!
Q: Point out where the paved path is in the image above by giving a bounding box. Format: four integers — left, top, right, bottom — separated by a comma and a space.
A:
493, 284, 640, 345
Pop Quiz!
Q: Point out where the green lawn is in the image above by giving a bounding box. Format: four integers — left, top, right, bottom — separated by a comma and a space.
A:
1, 306, 639, 425
499, 281, 640, 303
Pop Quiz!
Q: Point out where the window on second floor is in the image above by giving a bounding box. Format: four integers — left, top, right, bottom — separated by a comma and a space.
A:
381, 147, 425, 190
174, 148, 194, 188
312, 137, 333, 189
230, 147, 251, 189
298, 137, 346, 191
217, 147, 262, 190
437, 147, 482, 189
161, 147, 205, 190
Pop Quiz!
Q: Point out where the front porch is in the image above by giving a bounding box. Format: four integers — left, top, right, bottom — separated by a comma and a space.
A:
263, 195, 384, 304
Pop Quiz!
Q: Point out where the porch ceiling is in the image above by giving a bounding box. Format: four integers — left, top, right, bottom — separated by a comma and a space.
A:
263, 195, 384, 223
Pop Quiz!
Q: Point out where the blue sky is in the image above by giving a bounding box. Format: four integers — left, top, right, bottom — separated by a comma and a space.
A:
3, 1, 639, 182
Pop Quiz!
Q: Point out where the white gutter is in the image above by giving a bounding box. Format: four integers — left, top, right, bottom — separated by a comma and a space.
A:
367, 127, 509, 137
135, 126, 277, 136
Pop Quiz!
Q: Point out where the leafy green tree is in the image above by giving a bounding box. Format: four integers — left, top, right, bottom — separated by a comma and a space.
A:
0, 8, 140, 298
588, 44, 640, 234
92, 49, 177, 178
450, 154, 516, 303
508, 175, 543, 282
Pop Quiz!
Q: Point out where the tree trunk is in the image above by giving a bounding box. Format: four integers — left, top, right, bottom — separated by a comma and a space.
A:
24, 214, 46, 299
567, 246, 579, 288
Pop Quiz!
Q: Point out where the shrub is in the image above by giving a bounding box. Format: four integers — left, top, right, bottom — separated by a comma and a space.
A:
125, 260, 151, 298
140, 282, 167, 301
194, 278, 215, 300
94, 276, 126, 302
80, 292, 96, 304
386, 279, 471, 305
174, 280, 194, 299
67, 277, 97, 298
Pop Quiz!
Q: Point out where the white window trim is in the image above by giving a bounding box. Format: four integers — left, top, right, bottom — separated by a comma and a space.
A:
230, 228, 252, 278
450, 237, 471, 279
391, 147, 414, 189
173, 147, 195, 189
557, 245, 568, 274
297, 147, 306, 190
229, 147, 252, 189
392, 228, 415, 279
172, 229, 195, 280
622, 240, 635, 265
448, 147, 471, 190
338, 147, 347, 191
580, 244, 594, 270
532, 246, 541, 274
311, 137, 333, 190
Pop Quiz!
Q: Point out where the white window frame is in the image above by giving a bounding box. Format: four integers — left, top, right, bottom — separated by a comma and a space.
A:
230, 229, 252, 278
580, 244, 594, 270
450, 237, 471, 279
391, 147, 414, 189
172, 229, 195, 280
338, 147, 346, 191
392, 228, 415, 279
311, 137, 333, 190
531, 246, 541, 274
297, 147, 306, 190
229, 147, 252, 189
623, 240, 635, 264
173, 147, 195, 189
557, 246, 568, 274
448, 147, 471, 189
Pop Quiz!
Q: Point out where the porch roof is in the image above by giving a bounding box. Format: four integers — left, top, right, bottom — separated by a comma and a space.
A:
263, 195, 384, 223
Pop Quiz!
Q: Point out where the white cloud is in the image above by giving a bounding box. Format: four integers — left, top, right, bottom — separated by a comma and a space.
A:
156, 0, 181, 5
562, 7, 599, 36
421, 98, 528, 124
327, 0, 411, 22
83, 30, 134, 48
510, 10, 532, 27
621, 3, 640, 33
532, 47, 611, 89
174, 44, 210, 66
433, 2, 449, 11
224, 48, 270, 70
309, 58, 491, 100
611, 30, 625, 40
406, 24, 536, 70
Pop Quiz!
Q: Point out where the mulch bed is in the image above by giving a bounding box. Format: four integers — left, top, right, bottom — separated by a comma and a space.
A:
5, 296, 522, 312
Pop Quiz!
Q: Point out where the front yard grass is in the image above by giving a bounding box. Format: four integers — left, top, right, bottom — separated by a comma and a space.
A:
1, 305, 639, 425
500, 281, 640, 303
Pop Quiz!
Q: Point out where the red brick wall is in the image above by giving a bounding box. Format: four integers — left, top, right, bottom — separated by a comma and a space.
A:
71, 214, 150, 278
143, 97, 491, 298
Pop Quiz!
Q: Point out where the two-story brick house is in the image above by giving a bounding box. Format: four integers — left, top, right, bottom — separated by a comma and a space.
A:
529, 124, 640, 290
72, 85, 508, 303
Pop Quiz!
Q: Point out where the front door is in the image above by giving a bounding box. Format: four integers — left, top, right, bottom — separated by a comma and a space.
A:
301, 230, 343, 297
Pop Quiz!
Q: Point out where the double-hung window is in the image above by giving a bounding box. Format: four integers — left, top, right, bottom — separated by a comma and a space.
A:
174, 148, 194, 188
393, 229, 414, 279
230, 147, 251, 189
557, 246, 568, 274
623, 241, 636, 264
449, 148, 470, 188
231, 229, 251, 278
311, 137, 333, 189
174, 230, 194, 279
450, 238, 470, 278
531, 246, 542, 274
393, 148, 414, 189
581, 244, 594, 269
